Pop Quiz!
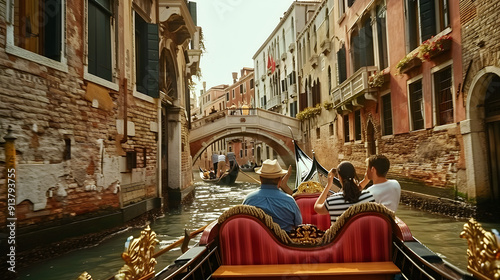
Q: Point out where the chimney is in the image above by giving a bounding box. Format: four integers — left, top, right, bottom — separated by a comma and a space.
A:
232, 72, 238, 83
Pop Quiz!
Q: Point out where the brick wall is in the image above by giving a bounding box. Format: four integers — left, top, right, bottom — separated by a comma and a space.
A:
303, 105, 463, 189
0, 1, 159, 230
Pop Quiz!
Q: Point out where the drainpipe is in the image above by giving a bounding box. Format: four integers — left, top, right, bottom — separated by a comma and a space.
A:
120, 78, 128, 143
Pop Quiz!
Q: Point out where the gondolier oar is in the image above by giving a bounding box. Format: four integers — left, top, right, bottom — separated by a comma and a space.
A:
238, 169, 260, 184
153, 222, 212, 257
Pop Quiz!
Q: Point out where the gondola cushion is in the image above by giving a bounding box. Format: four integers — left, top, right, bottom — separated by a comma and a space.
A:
218, 213, 392, 265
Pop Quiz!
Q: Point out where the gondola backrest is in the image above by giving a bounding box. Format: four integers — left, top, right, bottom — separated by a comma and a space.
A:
294, 193, 331, 231
216, 204, 394, 266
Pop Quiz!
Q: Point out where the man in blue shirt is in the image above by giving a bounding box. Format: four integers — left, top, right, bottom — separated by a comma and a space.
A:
243, 159, 302, 231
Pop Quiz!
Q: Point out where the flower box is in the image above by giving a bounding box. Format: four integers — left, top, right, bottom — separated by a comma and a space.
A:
427, 38, 452, 59
420, 35, 452, 60
398, 56, 422, 74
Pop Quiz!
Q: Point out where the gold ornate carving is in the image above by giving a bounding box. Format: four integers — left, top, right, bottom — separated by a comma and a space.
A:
115, 225, 159, 280
288, 224, 325, 245
295, 181, 324, 195
460, 218, 500, 280
77, 272, 92, 280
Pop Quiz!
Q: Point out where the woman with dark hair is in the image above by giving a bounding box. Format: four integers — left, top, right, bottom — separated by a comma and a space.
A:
314, 161, 375, 223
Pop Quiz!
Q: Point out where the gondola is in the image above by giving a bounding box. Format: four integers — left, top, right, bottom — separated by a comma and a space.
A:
85, 145, 495, 280
294, 141, 342, 190
144, 144, 475, 280
199, 162, 239, 185
240, 162, 256, 172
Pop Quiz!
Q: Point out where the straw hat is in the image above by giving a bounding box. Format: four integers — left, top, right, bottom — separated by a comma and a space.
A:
255, 159, 288, 178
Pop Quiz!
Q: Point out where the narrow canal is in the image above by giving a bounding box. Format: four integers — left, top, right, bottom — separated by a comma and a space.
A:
20, 171, 499, 280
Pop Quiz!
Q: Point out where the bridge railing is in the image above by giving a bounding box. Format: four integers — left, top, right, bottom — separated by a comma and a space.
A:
192, 108, 262, 129
190, 108, 301, 142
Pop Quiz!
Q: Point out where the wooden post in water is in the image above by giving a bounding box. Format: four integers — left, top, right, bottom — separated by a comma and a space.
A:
4, 126, 17, 278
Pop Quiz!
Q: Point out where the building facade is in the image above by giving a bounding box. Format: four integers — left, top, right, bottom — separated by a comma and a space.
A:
293, 0, 498, 204
253, 1, 321, 118
459, 0, 500, 203
0, 0, 201, 250
225, 68, 256, 166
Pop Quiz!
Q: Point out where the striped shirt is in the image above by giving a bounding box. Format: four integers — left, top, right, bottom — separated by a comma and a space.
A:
324, 190, 375, 224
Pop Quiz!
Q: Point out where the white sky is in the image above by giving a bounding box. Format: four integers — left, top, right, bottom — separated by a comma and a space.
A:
193, 0, 296, 97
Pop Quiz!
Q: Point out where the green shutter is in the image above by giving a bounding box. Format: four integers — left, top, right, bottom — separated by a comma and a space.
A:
420, 0, 436, 41
188, 2, 197, 26
146, 23, 159, 98
88, 1, 112, 81
363, 19, 374, 67
44, 0, 61, 61
337, 47, 347, 83
407, 0, 419, 50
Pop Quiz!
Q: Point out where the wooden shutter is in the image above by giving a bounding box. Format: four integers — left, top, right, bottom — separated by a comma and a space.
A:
420, 0, 436, 41
146, 23, 159, 98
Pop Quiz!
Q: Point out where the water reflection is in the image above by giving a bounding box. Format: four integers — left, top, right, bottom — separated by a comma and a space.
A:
19, 172, 499, 279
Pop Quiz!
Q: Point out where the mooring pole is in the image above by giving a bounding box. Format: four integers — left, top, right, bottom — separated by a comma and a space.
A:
4, 125, 17, 277
4, 126, 17, 171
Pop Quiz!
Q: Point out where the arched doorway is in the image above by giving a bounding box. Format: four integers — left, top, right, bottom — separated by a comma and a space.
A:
366, 120, 376, 156
464, 67, 500, 203
485, 75, 500, 201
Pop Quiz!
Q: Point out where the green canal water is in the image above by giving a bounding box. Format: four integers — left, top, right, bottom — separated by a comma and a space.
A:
18, 172, 500, 280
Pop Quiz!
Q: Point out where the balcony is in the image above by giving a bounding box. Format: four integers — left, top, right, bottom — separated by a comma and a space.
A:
186, 26, 203, 75
159, 0, 196, 45
266, 95, 281, 110
331, 66, 378, 112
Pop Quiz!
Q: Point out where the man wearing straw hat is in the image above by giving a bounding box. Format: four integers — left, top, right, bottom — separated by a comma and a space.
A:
243, 159, 302, 232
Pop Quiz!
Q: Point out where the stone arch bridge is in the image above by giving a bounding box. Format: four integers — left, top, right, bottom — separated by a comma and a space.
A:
189, 108, 302, 167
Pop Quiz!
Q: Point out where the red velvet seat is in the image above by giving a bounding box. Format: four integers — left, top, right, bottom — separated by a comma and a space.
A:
218, 211, 393, 265
294, 193, 331, 231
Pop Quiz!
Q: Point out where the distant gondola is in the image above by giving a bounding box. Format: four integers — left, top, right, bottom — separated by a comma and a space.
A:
199, 162, 239, 185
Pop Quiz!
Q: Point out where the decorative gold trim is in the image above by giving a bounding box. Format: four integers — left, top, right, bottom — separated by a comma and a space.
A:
460, 218, 500, 280
294, 181, 324, 195
115, 225, 159, 280
77, 272, 92, 280
289, 224, 324, 245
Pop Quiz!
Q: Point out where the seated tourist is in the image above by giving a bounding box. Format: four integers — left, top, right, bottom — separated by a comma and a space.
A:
359, 154, 401, 212
314, 161, 375, 223
243, 159, 302, 231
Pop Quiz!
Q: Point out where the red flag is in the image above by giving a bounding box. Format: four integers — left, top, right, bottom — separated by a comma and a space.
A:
267, 55, 272, 72
271, 56, 276, 73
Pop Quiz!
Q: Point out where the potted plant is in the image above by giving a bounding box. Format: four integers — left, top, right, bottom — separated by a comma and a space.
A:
368, 71, 386, 88
296, 104, 322, 120
419, 35, 452, 60
396, 52, 422, 74
323, 101, 334, 110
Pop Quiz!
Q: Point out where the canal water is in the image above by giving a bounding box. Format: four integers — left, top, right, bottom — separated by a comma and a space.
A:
20, 171, 499, 280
